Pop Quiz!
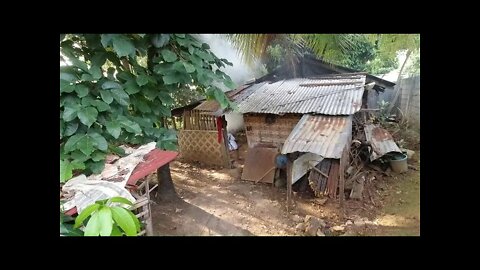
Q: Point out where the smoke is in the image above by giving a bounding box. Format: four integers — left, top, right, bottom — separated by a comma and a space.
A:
195, 34, 267, 134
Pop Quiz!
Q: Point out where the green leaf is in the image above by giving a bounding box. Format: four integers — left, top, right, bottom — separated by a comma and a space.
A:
89, 66, 103, 80
70, 57, 89, 72
111, 206, 137, 236
110, 224, 123, 236
60, 72, 77, 82
100, 90, 113, 104
64, 122, 79, 137
107, 197, 133, 206
134, 99, 151, 113
214, 89, 229, 109
136, 74, 149, 86
89, 132, 108, 151
161, 49, 178, 62
124, 80, 141, 95
158, 92, 174, 106
77, 107, 98, 127
91, 100, 110, 112
119, 119, 142, 134
81, 96, 95, 107
70, 150, 90, 162
64, 134, 85, 153
162, 73, 181, 85
182, 62, 195, 73
60, 160, 73, 183
112, 36, 136, 57
117, 71, 133, 81
75, 84, 89, 98
84, 211, 101, 236
100, 34, 116, 47
194, 50, 214, 62
128, 211, 141, 232
70, 160, 86, 170
109, 145, 126, 156
106, 121, 121, 139
88, 160, 105, 174
81, 74, 95, 81
188, 46, 195, 54
111, 88, 130, 106
221, 58, 233, 66
91, 151, 106, 162
60, 81, 75, 93
92, 52, 107, 67
62, 104, 78, 122
74, 203, 100, 228
77, 135, 95, 156
160, 141, 177, 151
102, 81, 123, 90
152, 34, 170, 48
98, 207, 113, 236
201, 43, 210, 49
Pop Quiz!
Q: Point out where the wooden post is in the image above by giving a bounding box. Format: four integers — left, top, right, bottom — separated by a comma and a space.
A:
339, 150, 345, 207
286, 158, 292, 212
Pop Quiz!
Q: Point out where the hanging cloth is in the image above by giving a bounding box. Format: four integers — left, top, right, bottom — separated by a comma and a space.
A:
216, 117, 223, 143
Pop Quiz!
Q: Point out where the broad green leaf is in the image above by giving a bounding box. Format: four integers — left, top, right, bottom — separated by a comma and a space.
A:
98, 207, 113, 236
89, 132, 108, 151
102, 81, 123, 90
152, 34, 170, 48
112, 36, 136, 57
70, 150, 90, 162
157, 104, 171, 117
201, 43, 210, 49
183, 62, 195, 73
161, 141, 178, 151
91, 100, 110, 112
136, 74, 149, 86
75, 84, 89, 98
88, 160, 105, 174
70, 160, 86, 170
143, 87, 158, 100
64, 134, 85, 152
81, 74, 95, 81
161, 49, 177, 62
64, 122, 79, 137
60, 81, 75, 93
153, 63, 173, 75
60, 160, 73, 183
223, 78, 236, 89
110, 224, 123, 236
100, 90, 113, 104
74, 203, 100, 228
111, 88, 130, 106
134, 99, 151, 113
70, 57, 89, 72
92, 52, 107, 67
214, 89, 229, 109
188, 45, 195, 54
194, 50, 214, 62
77, 107, 98, 127
172, 61, 186, 73
158, 92, 174, 106
221, 58, 233, 66
107, 197, 133, 206
62, 104, 78, 122
106, 121, 121, 139
84, 211, 101, 236
117, 71, 133, 81
60, 72, 77, 82
108, 145, 126, 156
128, 211, 141, 232
100, 34, 116, 47
120, 119, 142, 134
124, 80, 141, 95
81, 96, 95, 107
111, 207, 137, 236
89, 66, 103, 80
91, 151, 106, 162
162, 73, 181, 85
77, 135, 95, 156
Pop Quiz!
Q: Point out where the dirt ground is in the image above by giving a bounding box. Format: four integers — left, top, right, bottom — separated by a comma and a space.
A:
149, 136, 420, 236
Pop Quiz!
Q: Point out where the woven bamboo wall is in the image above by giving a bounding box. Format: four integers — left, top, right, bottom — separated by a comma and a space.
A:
183, 110, 217, 130
178, 130, 230, 166
244, 114, 302, 149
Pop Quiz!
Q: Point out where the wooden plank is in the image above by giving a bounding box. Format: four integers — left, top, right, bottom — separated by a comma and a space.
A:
287, 159, 292, 212
339, 151, 345, 206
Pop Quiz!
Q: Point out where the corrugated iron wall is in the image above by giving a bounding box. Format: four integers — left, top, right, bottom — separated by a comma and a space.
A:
244, 114, 302, 149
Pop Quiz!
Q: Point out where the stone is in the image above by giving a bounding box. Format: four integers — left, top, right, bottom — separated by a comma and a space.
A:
292, 215, 303, 223
175, 208, 183, 213
316, 229, 325, 236
354, 218, 366, 227
331, 225, 345, 232
295, 223, 306, 232
315, 198, 328, 206
345, 220, 353, 226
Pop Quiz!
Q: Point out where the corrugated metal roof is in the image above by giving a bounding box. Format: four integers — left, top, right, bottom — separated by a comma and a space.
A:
281, 114, 352, 159
238, 74, 366, 115
364, 124, 402, 161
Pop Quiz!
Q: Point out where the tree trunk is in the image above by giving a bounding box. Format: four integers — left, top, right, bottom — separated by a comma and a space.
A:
387, 49, 412, 114
155, 164, 178, 202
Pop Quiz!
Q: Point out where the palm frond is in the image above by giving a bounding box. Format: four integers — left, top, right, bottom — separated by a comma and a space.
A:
226, 34, 282, 65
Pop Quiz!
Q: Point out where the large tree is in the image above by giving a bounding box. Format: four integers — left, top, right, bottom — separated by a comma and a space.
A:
60, 34, 236, 182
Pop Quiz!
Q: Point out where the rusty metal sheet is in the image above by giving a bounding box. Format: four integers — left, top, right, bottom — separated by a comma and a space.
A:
241, 147, 278, 183
238, 74, 366, 115
364, 124, 402, 161
291, 153, 324, 185
281, 114, 352, 159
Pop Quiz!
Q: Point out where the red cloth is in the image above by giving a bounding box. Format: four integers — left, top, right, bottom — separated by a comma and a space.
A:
216, 117, 223, 143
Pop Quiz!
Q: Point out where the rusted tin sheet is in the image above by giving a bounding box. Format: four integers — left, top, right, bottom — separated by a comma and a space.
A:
364, 124, 402, 161
241, 147, 278, 184
238, 74, 366, 115
281, 114, 352, 159
291, 153, 324, 185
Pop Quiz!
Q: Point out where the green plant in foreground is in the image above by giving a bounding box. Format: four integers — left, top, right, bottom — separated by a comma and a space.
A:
74, 196, 140, 236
